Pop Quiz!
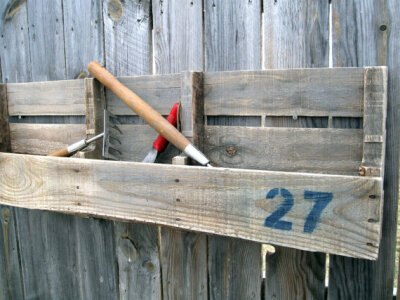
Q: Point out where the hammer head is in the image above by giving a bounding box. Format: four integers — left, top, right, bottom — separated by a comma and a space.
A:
103, 110, 123, 160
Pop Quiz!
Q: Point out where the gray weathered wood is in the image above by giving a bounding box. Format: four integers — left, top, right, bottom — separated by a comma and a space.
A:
204, 68, 364, 117
62, 0, 104, 79
7, 80, 86, 116
107, 74, 181, 115
10, 123, 86, 155
103, 0, 151, 76
0, 0, 32, 83
0, 82, 24, 299
0, 2, 32, 297
204, 126, 363, 175
103, 1, 162, 298
328, 1, 400, 299
115, 222, 162, 300
153, 1, 208, 299
361, 67, 387, 177
263, 1, 329, 299
205, 1, 263, 298
0, 152, 383, 259
26, 0, 66, 81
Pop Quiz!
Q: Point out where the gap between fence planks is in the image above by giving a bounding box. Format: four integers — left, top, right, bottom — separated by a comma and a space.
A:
0, 152, 382, 260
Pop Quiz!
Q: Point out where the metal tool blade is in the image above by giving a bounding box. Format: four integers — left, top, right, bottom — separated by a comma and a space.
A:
103, 110, 123, 160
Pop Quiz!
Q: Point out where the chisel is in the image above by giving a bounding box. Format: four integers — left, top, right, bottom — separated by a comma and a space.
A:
143, 102, 179, 163
88, 62, 211, 167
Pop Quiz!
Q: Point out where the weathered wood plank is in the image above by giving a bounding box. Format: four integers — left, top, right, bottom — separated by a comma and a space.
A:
114, 222, 162, 300
107, 74, 181, 115
204, 68, 364, 117
103, 1, 161, 298
0, 0, 32, 83
204, 126, 363, 175
103, 0, 151, 76
62, 0, 104, 79
263, 1, 329, 299
10, 123, 86, 155
26, 0, 66, 81
0, 152, 383, 260
361, 67, 387, 177
329, 1, 400, 299
7, 80, 86, 116
204, 0, 263, 298
0, 81, 23, 299
153, 1, 207, 299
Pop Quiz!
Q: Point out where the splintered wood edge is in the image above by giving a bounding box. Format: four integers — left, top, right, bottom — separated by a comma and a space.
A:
0, 152, 382, 260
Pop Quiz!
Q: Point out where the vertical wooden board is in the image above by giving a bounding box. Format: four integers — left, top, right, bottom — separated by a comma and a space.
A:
153, 0, 203, 74
262, 1, 329, 299
103, 0, 151, 76
26, 0, 66, 81
0, 0, 31, 83
103, 0, 162, 298
204, 0, 262, 299
10, 1, 119, 298
0, 2, 27, 297
329, 1, 399, 299
0, 206, 24, 300
153, 1, 208, 299
114, 222, 161, 300
62, 0, 104, 79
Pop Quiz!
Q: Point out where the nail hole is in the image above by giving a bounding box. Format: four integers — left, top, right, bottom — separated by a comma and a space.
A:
380, 25, 387, 31
368, 218, 377, 223
175, 218, 181, 221
76, 186, 79, 189
369, 195, 376, 199
176, 198, 181, 202
367, 242, 374, 247
175, 179, 179, 183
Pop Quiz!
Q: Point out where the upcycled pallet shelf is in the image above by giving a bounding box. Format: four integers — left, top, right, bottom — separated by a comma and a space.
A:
0, 67, 387, 260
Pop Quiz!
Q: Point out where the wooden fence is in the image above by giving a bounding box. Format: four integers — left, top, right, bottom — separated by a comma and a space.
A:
0, 1, 399, 299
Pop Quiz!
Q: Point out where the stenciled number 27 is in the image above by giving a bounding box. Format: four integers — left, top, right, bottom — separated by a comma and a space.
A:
263, 188, 332, 233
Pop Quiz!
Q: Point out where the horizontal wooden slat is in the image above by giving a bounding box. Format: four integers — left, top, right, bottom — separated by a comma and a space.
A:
10, 123, 86, 155
204, 67, 365, 117
7, 80, 86, 116
204, 126, 363, 175
115, 125, 180, 163
0, 153, 381, 259
107, 74, 181, 115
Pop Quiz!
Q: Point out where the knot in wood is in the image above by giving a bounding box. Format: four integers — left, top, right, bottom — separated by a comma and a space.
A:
226, 145, 237, 156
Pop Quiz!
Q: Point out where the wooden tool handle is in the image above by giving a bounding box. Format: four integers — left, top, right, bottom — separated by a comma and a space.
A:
47, 147, 70, 157
88, 62, 190, 152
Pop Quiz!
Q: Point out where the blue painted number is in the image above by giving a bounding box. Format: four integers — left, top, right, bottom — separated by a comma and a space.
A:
303, 190, 333, 233
263, 188, 333, 233
264, 188, 294, 231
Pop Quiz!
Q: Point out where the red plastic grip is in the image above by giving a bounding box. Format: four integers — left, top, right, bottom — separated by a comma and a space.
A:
153, 102, 179, 152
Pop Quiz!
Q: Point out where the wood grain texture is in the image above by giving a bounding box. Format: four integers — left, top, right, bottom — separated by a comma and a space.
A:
115, 222, 161, 300
7, 80, 86, 116
0, 152, 383, 259
153, 2, 207, 299
361, 67, 387, 177
26, 0, 66, 81
107, 74, 181, 115
10, 123, 86, 155
62, 0, 104, 79
204, 1, 263, 298
263, 1, 329, 299
103, 0, 162, 298
329, 1, 400, 299
0, 0, 32, 83
204, 68, 364, 117
103, 0, 151, 76
204, 126, 363, 175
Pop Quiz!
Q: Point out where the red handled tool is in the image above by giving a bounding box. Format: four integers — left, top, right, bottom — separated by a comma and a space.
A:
142, 102, 179, 163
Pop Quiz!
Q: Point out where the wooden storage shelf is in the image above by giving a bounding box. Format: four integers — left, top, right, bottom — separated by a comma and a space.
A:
0, 66, 387, 260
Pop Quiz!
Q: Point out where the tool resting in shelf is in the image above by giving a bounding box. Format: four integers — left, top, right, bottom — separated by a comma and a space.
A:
88, 62, 211, 167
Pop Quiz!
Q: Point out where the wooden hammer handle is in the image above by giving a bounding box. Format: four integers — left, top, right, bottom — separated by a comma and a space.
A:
88, 62, 190, 152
